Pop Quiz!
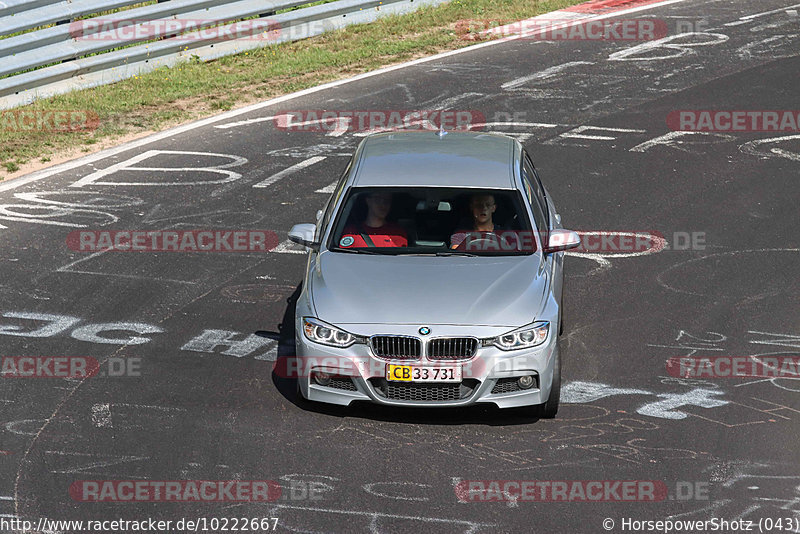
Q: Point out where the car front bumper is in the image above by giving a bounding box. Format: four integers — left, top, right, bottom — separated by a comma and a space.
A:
293, 323, 558, 409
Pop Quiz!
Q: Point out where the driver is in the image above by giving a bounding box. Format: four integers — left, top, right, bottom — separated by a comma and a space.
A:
450, 194, 506, 249
340, 191, 408, 248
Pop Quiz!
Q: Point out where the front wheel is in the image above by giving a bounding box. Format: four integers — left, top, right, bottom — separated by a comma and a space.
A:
537, 349, 561, 419
291, 350, 311, 407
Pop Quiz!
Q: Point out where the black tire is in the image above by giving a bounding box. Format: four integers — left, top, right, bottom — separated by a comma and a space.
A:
559, 293, 564, 336
294, 377, 314, 408
292, 352, 311, 407
538, 349, 561, 419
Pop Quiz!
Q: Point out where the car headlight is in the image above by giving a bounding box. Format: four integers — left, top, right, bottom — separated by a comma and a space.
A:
485, 322, 549, 351
303, 317, 362, 348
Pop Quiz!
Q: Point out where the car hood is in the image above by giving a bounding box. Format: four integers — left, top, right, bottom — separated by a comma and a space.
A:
309, 252, 547, 327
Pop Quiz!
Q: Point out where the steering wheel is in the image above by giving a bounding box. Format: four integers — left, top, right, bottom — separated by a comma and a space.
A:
455, 231, 521, 252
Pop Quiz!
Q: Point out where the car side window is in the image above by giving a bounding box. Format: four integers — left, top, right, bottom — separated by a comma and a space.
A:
529, 160, 551, 228
521, 156, 548, 241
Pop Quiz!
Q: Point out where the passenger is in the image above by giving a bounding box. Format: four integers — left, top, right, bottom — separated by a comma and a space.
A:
340, 192, 408, 248
451, 194, 506, 249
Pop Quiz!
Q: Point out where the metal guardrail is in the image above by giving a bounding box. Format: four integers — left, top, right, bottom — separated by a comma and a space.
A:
0, 0, 58, 19
1, 0, 144, 37
0, 0, 448, 109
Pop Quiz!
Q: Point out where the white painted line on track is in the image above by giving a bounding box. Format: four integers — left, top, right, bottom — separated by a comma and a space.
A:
501, 61, 594, 89
272, 239, 307, 254
316, 180, 337, 193
70, 150, 247, 188
253, 342, 278, 361
213, 115, 277, 129
238, 116, 352, 136
737, 2, 800, 21
559, 125, 646, 140
252, 156, 327, 188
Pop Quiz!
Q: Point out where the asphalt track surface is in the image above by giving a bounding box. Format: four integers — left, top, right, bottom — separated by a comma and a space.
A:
1, 0, 800, 532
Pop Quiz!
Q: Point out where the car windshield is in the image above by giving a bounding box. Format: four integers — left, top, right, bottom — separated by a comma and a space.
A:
327, 187, 538, 256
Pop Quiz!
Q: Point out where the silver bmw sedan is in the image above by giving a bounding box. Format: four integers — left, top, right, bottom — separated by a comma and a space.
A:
288, 130, 580, 418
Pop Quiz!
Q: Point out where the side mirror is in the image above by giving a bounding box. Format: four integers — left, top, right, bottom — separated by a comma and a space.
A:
544, 229, 581, 254
315, 210, 323, 221
288, 223, 319, 250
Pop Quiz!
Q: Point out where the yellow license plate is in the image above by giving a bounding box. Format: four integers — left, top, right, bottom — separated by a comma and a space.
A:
386, 364, 461, 382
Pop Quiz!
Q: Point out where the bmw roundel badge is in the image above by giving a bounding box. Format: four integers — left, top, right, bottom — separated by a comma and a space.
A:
419, 326, 431, 335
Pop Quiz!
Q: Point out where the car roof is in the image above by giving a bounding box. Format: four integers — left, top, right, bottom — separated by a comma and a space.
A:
351, 131, 519, 189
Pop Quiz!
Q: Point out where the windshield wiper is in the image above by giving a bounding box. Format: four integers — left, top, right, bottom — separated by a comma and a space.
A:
436, 251, 478, 257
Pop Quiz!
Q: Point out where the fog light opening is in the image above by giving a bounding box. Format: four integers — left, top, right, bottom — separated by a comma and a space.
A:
518, 375, 535, 390
313, 371, 331, 386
